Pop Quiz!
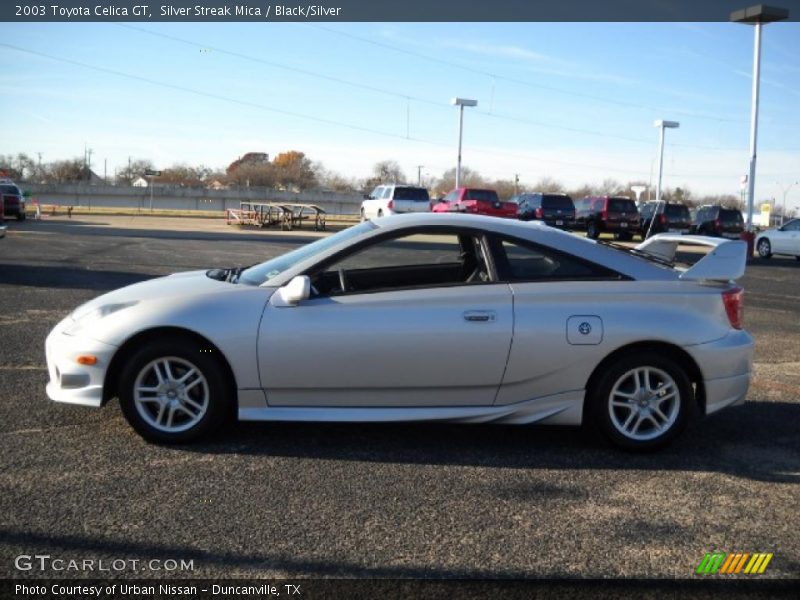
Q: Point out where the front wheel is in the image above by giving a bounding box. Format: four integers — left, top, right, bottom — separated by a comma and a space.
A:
118, 339, 232, 443
588, 353, 692, 451
757, 238, 772, 259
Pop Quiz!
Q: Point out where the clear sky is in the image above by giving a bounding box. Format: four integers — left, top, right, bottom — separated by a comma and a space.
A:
0, 21, 798, 206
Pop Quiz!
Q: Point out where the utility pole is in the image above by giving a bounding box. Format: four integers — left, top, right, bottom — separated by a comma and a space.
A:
417, 165, 424, 187
514, 173, 520, 196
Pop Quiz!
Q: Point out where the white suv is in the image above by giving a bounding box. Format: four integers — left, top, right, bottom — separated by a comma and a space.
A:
360, 184, 431, 220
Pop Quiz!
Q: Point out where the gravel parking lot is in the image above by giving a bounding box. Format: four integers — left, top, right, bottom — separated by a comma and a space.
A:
1, 215, 798, 582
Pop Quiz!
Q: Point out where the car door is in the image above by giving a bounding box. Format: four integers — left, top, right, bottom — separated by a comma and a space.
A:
258, 228, 513, 407
485, 234, 625, 408
776, 219, 800, 255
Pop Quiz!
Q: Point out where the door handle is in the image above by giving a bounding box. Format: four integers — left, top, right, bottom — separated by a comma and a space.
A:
463, 310, 496, 322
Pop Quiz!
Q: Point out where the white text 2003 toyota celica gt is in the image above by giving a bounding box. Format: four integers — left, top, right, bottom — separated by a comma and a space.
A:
46, 213, 752, 451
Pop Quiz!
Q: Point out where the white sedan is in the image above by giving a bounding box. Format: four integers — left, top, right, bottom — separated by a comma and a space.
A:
46, 214, 753, 451
756, 219, 800, 260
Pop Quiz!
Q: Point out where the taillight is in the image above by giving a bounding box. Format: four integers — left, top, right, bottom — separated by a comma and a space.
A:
722, 287, 743, 330
387, 200, 394, 210
535, 207, 543, 218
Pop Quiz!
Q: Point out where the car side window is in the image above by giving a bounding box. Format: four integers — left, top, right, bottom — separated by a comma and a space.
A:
369, 186, 383, 199
489, 235, 621, 281
445, 191, 458, 202
382, 187, 393, 199
309, 231, 491, 296
784, 220, 800, 231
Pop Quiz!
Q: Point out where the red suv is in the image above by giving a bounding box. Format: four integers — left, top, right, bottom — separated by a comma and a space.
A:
433, 188, 517, 218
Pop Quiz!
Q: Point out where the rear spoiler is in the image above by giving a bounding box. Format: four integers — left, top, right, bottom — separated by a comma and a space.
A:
634, 234, 747, 281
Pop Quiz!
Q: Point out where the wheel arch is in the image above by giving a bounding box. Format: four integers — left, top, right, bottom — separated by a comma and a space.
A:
102, 326, 238, 406
583, 341, 706, 420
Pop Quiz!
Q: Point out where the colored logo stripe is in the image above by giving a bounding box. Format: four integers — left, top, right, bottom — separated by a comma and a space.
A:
697, 552, 773, 575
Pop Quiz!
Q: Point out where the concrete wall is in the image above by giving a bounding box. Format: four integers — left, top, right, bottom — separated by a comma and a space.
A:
24, 183, 363, 215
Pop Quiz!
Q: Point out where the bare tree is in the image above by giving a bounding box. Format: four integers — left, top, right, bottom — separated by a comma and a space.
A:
116, 159, 154, 185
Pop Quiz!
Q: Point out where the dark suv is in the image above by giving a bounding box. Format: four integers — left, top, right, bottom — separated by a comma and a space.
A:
639, 202, 692, 237
0, 182, 26, 221
690, 205, 744, 239
512, 192, 575, 229
574, 196, 640, 240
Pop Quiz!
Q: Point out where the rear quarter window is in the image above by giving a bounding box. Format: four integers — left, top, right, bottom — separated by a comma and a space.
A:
465, 189, 499, 203
608, 198, 637, 212
542, 195, 574, 210
393, 187, 430, 201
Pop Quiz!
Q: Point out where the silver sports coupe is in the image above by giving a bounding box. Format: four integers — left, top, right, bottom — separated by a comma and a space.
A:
46, 214, 752, 450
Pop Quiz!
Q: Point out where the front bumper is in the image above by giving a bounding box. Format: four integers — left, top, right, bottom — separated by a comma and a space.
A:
685, 330, 754, 415
45, 316, 118, 407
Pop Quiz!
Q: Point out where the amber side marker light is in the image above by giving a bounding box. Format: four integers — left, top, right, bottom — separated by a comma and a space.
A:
76, 355, 97, 365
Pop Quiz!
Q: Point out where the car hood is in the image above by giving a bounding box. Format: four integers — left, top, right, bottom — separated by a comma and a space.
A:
71, 270, 232, 320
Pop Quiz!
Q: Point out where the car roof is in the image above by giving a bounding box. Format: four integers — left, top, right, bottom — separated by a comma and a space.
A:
373, 213, 676, 281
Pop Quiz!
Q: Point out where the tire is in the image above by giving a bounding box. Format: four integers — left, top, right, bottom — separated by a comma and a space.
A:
377, 209, 384, 218
588, 352, 693, 451
587, 221, 599, 240
17, 211, 26, 221
756, 238, 772, 259
118, 339, 232, 443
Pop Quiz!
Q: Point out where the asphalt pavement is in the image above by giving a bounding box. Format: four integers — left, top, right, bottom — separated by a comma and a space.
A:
1, 215, 798, 582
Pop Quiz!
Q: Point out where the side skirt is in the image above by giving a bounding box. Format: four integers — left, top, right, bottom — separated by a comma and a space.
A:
238, 390, 584, 426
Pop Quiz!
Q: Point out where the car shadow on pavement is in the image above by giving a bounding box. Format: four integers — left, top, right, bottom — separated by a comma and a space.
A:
0, 263, 157, 290
187, 401, 800, 485
747, 256, 800, 268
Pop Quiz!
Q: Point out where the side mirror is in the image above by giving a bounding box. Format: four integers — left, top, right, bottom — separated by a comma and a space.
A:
273, 275, 311, 307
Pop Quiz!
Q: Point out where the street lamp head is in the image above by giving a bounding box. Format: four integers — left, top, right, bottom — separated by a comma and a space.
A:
451, 97, 478, 107
654, 119, 680, 129
731, 4, 789, 23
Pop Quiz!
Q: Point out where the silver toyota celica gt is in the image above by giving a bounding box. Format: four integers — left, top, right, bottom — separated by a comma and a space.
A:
46, 213, 752, 451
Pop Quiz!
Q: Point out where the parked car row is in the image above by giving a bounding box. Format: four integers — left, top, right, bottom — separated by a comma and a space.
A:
360, 185, 746, 243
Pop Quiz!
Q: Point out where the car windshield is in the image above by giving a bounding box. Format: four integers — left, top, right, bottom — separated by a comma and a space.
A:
238, 221, 377, 286
394, 187, 429, 201
720, 210, 743, 224
664, 204, 689, 218
542, 195, 574, 209
465, 189, 499, 203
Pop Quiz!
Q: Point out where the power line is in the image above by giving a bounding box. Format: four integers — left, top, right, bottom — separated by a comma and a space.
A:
0, 42, 786, 182
306, 24, 748, 125
119, 24, 763, 154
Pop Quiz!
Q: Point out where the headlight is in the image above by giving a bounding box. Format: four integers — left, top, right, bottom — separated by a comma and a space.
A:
64, 301, 138, 335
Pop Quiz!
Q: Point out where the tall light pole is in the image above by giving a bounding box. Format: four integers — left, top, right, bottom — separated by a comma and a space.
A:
451, 97, 477, 188
648, 120, 680, 239
776, 180, 798, 226
417, 165, 424, 187
731, 5, 789, 245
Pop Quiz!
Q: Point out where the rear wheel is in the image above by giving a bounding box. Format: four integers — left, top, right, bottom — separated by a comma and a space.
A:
377, 209, 384, 218
587, 221, 599, 239
118, 339, 232, 443
588, 352, 692, 451
757, 238, 772, 259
